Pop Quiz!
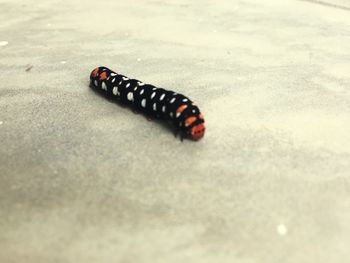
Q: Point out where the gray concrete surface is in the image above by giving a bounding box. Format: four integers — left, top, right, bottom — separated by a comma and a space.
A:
1, 0, 350, 262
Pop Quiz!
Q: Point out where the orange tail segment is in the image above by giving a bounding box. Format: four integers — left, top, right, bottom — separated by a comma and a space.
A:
190, 123, 205, 141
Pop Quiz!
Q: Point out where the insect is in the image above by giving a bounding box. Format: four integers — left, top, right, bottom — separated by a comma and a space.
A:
89, 66, 205, 141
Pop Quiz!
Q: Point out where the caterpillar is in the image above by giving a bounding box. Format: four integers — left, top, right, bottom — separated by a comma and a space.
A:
89, 66, 205, 141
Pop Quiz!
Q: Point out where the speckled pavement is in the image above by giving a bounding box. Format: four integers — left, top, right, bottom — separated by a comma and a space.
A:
0, 0, 350, 262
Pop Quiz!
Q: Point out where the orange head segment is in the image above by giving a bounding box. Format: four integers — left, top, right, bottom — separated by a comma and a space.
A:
91, 68, 99, 78
190, 123, 205, 141
99, 71, 107, 81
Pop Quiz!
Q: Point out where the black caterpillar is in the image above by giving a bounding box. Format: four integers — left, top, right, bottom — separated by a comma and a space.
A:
89, 66, 205, 141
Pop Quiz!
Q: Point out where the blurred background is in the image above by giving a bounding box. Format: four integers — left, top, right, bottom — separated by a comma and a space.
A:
0, 0, 349, 262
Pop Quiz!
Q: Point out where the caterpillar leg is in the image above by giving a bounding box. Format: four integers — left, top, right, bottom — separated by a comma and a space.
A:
174, 129, 184, 142
132, 108, 155, 123
132, 109, 140, 115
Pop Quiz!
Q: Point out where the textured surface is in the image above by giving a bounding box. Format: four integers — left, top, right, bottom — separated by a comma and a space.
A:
0, 0, 350, 262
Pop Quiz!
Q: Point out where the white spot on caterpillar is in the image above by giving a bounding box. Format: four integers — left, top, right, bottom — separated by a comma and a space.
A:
0, 41, 8, 47
102, 82, 107, 90
112, 78, 116, 83
169, 112, 173, 118
122, 77, 129, 81
138, 81, 145, 86
151, 92, 156, 99
110, 73, 117, 76
159, 94, 165, 101
170, 98, 176, 104
141, 99, 146, 108
153, 103, 157, 111
119, 80, 123, 85
126, 83, 130, 88
176, 112, 181, 118
140, 89, 144, 95
94, 80, 98, 86
183, 98, 188, 102
192, 109, 196, 113
162, 106, 166, 113
127, 92, 133, 101
113, 87, 118, 95
134, 86, 138, 91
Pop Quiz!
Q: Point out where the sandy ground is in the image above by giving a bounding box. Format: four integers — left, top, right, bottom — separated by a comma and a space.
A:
1, 0, 350, 262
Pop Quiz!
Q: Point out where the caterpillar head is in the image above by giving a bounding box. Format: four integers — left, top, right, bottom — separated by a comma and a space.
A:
90, 67, 100, 79
176, 102, 205, 141
190, 123, 205, 140
90, 67, 109, 84
184, 113, 205, 141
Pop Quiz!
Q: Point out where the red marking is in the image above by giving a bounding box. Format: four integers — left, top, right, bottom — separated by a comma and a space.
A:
190, 123, 205, 141
176, 104, 188, 114
99, 71, 107, 81
185, 116, 197, 127
91, 68, 99, 78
